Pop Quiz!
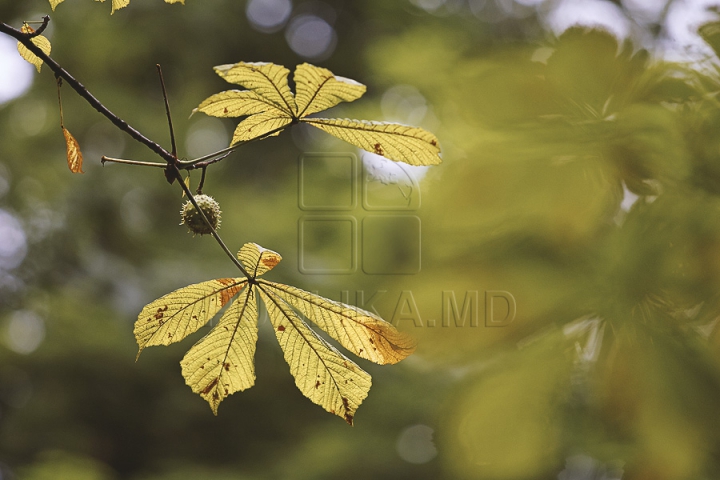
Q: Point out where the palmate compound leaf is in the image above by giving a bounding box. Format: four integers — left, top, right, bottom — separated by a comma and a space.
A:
134, 242, 415, 423
196, 62, 442, 165
17, 25, 51, 73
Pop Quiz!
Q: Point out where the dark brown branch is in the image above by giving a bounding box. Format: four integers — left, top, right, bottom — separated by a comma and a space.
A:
0, 19, 176, 165
24, 15, 50, 38
0, 18, 251, 278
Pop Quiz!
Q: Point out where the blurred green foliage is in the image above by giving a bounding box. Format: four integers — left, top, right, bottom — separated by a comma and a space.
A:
4, 0, 720, 479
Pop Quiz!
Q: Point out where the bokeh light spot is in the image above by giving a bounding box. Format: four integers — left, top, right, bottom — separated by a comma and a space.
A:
0, 209, 27, 271
0, 35, 34, 106
285, 14, 337, 60
4, 310, 45, 355
246, 0, 293, 33
396, 424, 438, 464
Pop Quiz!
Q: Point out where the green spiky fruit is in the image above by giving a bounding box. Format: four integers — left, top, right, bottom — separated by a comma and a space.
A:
181, 194, 221, 235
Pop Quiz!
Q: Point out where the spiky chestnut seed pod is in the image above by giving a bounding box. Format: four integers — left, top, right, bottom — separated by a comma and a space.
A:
181, 194, 221, 235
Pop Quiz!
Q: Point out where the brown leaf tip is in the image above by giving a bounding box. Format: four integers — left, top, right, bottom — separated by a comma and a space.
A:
261, 256, 281, 268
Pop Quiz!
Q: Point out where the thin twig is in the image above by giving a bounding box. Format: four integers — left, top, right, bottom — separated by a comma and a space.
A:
0, 19, 176, 165
101, 156, 168, 168
156, 64, 177, 158
197, 167, 207, 194
178, 124, 290, 169
23, 15, 50, 38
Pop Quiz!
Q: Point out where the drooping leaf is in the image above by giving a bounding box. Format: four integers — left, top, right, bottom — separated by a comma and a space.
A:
214, 62, 296, 116
181, 285, 258, 414
62, 127, 84, 174
17, 25, 51, 73
258, 285, 372, 425
237, 242, 282, 278
260, 280, 416, 364
303, 118, 442, 166
134, 278, 246, 356
293, 63, 367, 118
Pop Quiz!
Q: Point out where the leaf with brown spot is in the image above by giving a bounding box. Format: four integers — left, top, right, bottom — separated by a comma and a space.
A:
62, 127, 84, 174
194, 62, 441, 169
303, 118, 441, 166
181, 286, 258, 414
134, 278, 246, 357
237, 242, 282, 279
259, 280, 416, 365
136, 242, 413, 424
258, 285, 371, 425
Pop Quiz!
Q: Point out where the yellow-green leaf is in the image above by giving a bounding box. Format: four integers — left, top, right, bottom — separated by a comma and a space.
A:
303, 118, 442, 166
92, 0, 182, 11
181, 286, 258, 414
230, 110, 293, 145
17, 25, 51, 73
258, 285, 372, 425
49, 0, 65, 10
260, 280, 416, 365
214, 62, 296, 116
94, 0, 131, 14
237, 243, 282, 278
194, 90, 280, 118
62, 127, 84, 174
134, 278, 246, 356
293, 63, 367, 118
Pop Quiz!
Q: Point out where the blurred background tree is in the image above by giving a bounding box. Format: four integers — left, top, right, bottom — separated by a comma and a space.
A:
4, 0, 720, 479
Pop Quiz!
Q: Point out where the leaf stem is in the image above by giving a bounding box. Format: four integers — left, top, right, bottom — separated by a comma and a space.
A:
178, 124, 290, 169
